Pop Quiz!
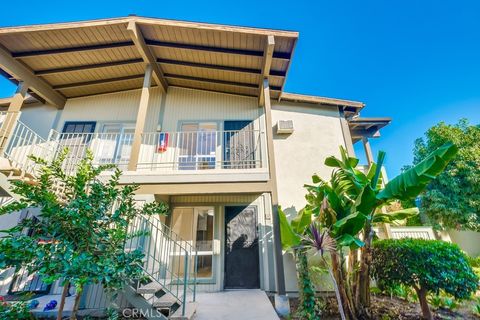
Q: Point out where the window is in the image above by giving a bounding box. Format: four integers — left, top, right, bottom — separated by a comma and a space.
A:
178, 122, 217, 170
171, 207, 215, 278
94, 124, 135, 166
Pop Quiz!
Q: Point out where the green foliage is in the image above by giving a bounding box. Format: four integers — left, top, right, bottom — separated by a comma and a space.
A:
372, 239, 479, 300
295, 250, 323, 320
468, 255, 480, 278
410, 119, 480, 231
378, 142, 458, 201
472, 297, 480, 316
380, 283, 418, 303
0, 150, 168, 317
279, 143, 457, 318
0, 301, 33, 320
427, 293, 459, 311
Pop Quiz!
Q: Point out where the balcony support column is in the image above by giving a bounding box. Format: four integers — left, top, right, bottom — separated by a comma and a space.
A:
0, 81, 28, 154
261, 78, 288, 315
362, 136, 374, 165
339, 108, 355, 157
128, 64, 153, 171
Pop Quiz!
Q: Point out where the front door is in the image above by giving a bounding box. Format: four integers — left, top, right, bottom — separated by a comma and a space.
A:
224, 206, 260, 289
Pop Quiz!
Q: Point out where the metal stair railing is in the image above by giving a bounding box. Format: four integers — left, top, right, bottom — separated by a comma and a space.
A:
1, 114, 57, 176
125, 214, 198, 317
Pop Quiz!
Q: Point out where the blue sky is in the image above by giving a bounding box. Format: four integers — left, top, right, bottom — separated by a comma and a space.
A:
1, 0, 479, 176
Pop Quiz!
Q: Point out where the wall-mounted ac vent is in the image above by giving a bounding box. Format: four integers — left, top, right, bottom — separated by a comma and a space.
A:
276, 120, 294, 134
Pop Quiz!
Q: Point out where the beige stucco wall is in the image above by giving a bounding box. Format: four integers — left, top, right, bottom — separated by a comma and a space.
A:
18, 104, 59, 139
272, 101, 345, 212
271, 101, 346, 292
447, 230, 480, 257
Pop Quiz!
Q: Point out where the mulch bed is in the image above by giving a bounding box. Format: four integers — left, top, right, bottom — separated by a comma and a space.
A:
277, 295, 479, 319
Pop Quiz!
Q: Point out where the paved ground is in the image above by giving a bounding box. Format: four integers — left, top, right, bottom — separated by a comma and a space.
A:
194, 290, 279, 320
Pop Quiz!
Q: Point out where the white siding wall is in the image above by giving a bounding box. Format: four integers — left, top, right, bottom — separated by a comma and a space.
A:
56, 88, 163, 132
161, 87, 262, 131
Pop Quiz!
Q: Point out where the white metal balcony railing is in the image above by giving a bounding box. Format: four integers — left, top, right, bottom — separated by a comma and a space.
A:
139, 130, 264, 171
0, 112, 266, 176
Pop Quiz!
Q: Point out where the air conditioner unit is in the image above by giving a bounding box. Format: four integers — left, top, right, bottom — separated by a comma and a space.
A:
276, 120, 294, 134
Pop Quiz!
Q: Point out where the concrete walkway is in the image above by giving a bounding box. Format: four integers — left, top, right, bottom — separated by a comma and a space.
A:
194, 290, 279, 320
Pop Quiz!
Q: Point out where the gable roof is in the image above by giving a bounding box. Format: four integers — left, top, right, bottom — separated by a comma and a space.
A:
0, 16, 298, 103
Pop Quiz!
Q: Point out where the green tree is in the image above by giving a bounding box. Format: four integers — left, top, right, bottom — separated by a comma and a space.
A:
0, 150, 168, 319
411, 119, 480, 231
372, 239, 478, 320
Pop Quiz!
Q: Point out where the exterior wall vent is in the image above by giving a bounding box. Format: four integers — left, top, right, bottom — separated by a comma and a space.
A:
276, 120, 294, 134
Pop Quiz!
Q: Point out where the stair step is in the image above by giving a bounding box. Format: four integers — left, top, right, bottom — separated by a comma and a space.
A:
136, 280, 171, 294
170, 302, 197, 320
152, 293, 180, 308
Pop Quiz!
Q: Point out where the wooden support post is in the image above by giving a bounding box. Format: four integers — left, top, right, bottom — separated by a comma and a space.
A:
339, 108, 355, 157
0, 46, 65, 108
258, 36, 275, 107
0, 82, 27, 154
262, 78, 286, 297
362, 136, 374, 165
127, 21, 168, 93
128, 64, 153, 171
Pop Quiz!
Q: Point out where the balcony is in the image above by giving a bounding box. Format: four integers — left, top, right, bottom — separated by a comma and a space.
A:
1, 119, 269, 184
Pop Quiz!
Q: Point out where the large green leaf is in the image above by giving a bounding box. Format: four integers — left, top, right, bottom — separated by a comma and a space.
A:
354, 185, 377, 216
290, 207, 313, 235
332, 211, 367, 237
336, 234, 365, 249
278, 207, 301, 250
377, 143, 458, 201
372, 207, 419, 224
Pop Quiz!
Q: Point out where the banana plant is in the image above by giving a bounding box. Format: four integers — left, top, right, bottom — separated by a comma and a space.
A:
279, 142, 458, 319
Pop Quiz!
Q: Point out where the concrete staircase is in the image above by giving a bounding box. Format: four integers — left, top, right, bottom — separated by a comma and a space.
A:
122, 213, 199, 319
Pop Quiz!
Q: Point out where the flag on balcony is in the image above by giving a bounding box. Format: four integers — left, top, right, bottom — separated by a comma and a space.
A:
157, 133, 169, 153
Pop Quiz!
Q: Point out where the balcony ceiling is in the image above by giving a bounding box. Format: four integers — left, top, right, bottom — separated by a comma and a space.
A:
0, 16, 298, 101
349, 117, 392, 143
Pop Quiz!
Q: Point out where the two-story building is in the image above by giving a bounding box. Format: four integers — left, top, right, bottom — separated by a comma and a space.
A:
0, 16, 390, 319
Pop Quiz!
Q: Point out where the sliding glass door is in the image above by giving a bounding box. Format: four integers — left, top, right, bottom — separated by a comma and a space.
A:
170, 207, 215, 279
178, 122, 217, 170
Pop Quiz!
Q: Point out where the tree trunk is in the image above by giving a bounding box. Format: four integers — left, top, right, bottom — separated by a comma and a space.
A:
414, 287, 433, 320
330, 252, 356, 320
355, 223, 374, 317
70, 284, 83, 320
56, 281, 69, 320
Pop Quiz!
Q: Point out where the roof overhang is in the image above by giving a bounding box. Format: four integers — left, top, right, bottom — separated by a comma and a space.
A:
280, 92, 365, 115
348, 117, 392, 143
0, 16, 299, 105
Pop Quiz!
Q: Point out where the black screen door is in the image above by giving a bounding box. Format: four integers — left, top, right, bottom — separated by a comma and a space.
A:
224, 206, 260, 289
223, 120, 255, 169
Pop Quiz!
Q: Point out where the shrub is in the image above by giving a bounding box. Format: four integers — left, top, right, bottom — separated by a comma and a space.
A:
371, 239, 479, 320
0, 300, 33, 320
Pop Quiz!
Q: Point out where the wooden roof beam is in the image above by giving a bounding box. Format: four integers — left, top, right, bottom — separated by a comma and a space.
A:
35, 58, 144, 76
157, 58, 286, 77
11, 41, 135, 58
164, 73, 282, 91
126, 21, 168, 93
53, 74, 144, 90
259, 35, 275, 106
32, 57, 286, 77
145, 39, 291, 60
0, 45, 66, 108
